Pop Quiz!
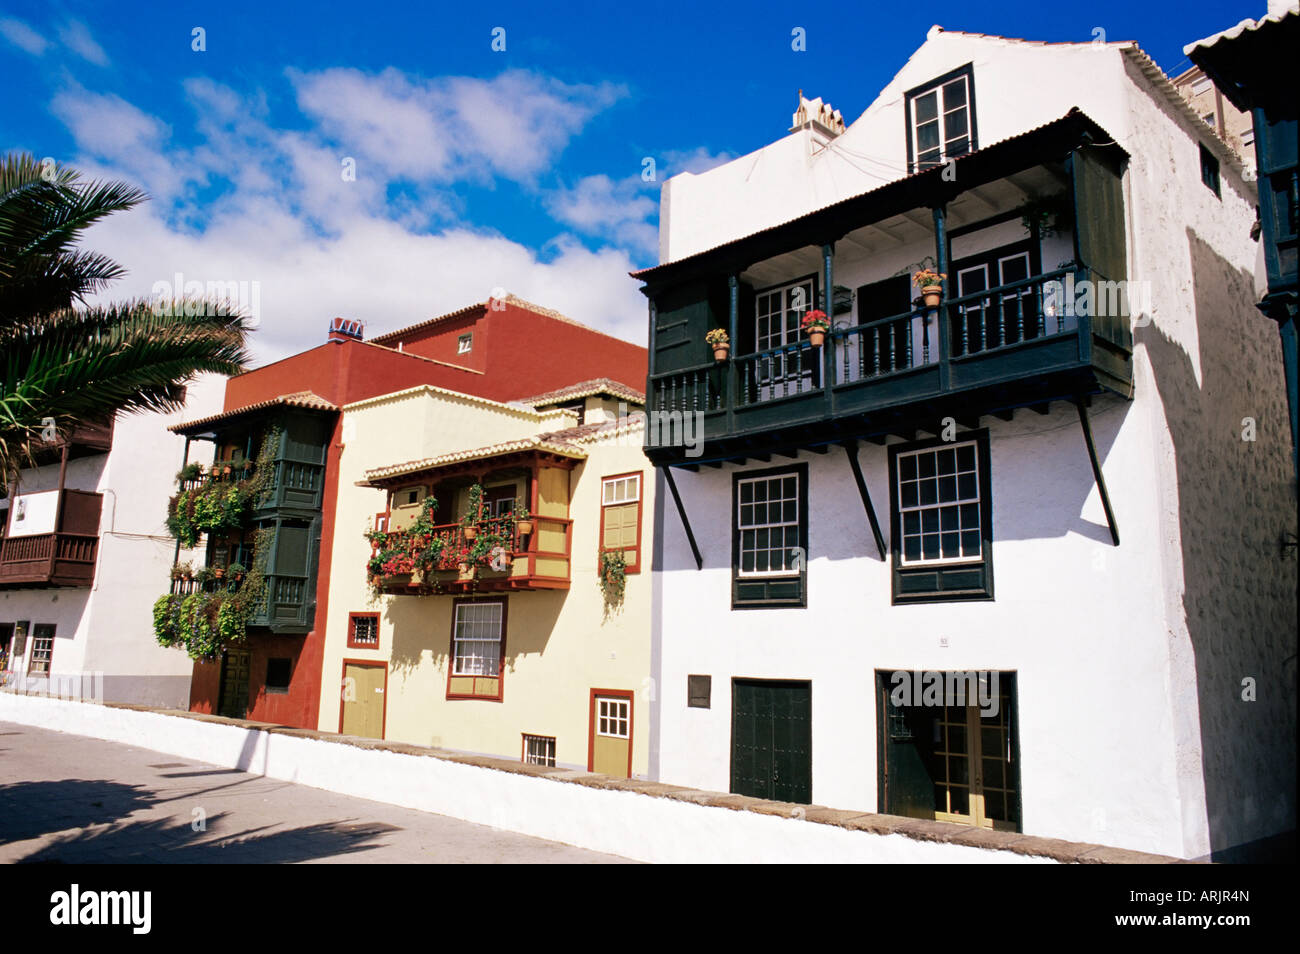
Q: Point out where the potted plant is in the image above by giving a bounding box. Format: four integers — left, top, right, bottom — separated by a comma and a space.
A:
214, 566, 225, 580
228, 562, 246, 583
170, 561, 192, 582
461, 484, 483, 541
913, 268, 946, 307
705, 327, 730, 362
512, 501, 534, 537
802, 309, 830, 347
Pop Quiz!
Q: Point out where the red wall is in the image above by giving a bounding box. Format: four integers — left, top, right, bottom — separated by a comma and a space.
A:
191, 305, 647, 728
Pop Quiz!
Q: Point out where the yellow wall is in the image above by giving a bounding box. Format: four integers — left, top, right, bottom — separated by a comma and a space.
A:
318, 392, 653, 777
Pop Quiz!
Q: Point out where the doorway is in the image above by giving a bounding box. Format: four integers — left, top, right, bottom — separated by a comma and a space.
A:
730, 679, 812, 804
217, 648, 251, 720
588, 689, 633, 778
877, 670, 1020, 830
340, 661, 386, 739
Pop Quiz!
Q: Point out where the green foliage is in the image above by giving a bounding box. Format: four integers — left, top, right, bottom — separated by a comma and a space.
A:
153, 527, 273, 659
0, 152, 251, 482
599, 549, 627, 609
461, 483, 483, 527
166, 428, 278, 547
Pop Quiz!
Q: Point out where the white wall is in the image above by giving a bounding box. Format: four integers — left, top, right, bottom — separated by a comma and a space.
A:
2, 373, 226, 707
0, 692, 1059, 864
650, 26, 1294, 862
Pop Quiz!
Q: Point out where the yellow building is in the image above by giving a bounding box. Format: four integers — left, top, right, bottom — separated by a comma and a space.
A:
317, 380, 653, 778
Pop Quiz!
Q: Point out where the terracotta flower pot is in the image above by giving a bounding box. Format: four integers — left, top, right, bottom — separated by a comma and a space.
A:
922, 285, 943, 307
214, 568, 225, 579
463, 527, 478, 542
807, 329, 826, 347
712, 344, 729, 362
516, 520, 534, 536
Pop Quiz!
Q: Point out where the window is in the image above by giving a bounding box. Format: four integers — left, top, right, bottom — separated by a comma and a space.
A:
485, 484, 517, 518
600, 473, 643, 572
1202, 111, 1216, 126
752, 276, 818, 400
348, 612, 379, 649
27, 624, 54, 675
889, 434, 993, 603
265, 657, 292, 693
732, 463, 808, 607
457, 333, 473, 354
522, 734, 556, 767
558, 400, 585, 425
687, 674, 712, 709
447, 600, 506, 700
905, 64, 977, 173
1200, 144, 1221, 198
596, 697, 630, 738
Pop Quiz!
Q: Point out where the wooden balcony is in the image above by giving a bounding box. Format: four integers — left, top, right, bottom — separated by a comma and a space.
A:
0, 532, 99, 587
645, 266, 1132, 465
29, 419, 114, 465
371, 513, 573, 596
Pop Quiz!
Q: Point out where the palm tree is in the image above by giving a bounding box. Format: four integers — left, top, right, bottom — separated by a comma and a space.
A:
0, 152, 251, 482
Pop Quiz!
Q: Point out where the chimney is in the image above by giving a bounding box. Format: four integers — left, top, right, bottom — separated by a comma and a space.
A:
328, 316, 365, 343
790, 91, 845, 140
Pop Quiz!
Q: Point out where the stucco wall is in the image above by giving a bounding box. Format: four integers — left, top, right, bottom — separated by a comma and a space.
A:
3, 373, 226, 708
318, 392, 654, 777
0, 692, 1059, 864
649, 28, 1295, 861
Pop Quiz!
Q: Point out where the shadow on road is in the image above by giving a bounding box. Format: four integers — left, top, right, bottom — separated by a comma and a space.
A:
0, 778, 395, 863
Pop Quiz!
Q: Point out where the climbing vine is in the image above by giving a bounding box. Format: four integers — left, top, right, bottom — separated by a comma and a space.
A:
165, 428, 280, 547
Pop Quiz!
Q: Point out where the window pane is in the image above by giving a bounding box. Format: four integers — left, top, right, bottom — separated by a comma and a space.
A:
915, 91, 938, 123
916, 120, 940, 153
943, 78, 967, 109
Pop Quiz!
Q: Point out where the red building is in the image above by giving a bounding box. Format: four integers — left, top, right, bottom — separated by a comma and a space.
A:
170, 297, 646, 727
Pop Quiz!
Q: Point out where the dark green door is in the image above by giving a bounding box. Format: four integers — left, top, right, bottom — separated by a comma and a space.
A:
877, 671, 937, 820
218, 649, 250, 719
731, 679, 812, 804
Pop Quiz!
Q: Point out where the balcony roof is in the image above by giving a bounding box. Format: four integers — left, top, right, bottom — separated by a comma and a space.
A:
1185, 6, 1298, 112
630, 109, 1127, 289
169, 391, 338, 436
360, 431, 594, 487
514, 377, 645, 407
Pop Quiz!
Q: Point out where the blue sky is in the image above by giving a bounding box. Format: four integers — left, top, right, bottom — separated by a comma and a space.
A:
0, 0, 1260, 358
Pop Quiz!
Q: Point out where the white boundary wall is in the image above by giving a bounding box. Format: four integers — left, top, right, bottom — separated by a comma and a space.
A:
1, 692, 1054, 865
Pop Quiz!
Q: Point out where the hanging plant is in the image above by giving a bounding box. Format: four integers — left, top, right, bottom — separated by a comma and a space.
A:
165, 427, 280, 547
599, 549, 627, 609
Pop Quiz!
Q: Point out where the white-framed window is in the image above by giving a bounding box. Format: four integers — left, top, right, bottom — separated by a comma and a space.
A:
28, 625, 54, 675
597, 697, 630, 739
457, 333, 473, 354
737, 472, 800, 577
755, 278, 815, 353
452, 602, 503, 677
602, 474, 640, 506
896, 441, 982, 565
909, 69, 973, 170
523, 734, 556, 766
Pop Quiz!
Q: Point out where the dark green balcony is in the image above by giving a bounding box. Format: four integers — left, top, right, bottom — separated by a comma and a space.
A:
636, 110, 1134, 466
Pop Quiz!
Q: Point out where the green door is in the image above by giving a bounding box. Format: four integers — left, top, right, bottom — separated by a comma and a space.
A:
731, 679, 811, 804
218, 649, 250, 719
877, 671, 938, 820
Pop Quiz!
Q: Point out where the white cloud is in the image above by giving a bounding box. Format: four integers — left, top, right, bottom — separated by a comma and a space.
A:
545, 174, 658, 255
46, 66, 692, 363
51, 87, 185, 197
290, 67, 626, 186
0, 17, 47, 56
58, 19, 109, 66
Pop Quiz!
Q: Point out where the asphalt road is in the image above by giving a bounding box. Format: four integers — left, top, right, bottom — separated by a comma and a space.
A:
0, 720, 633, 863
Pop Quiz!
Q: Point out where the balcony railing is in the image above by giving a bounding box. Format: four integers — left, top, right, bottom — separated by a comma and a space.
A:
0, 532, 99, 586
647, 267, 1130, 461
371, 512, 573, 594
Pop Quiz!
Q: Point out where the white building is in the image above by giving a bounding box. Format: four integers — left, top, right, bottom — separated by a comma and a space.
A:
1, 376, 224, 707
639, 27, 1296, 861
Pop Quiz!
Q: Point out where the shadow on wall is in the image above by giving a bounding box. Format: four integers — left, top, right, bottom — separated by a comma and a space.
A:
1136, 227, 1298, 862
386, 590, 564, 675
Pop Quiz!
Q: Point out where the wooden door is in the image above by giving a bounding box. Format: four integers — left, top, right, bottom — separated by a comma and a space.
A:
217, 649, 250, 719
731, 679, 812, 804
341, 662, 386, 739
589, 691, 632, 778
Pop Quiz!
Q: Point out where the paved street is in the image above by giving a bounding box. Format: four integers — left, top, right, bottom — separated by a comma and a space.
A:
0, 721, 632, 863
